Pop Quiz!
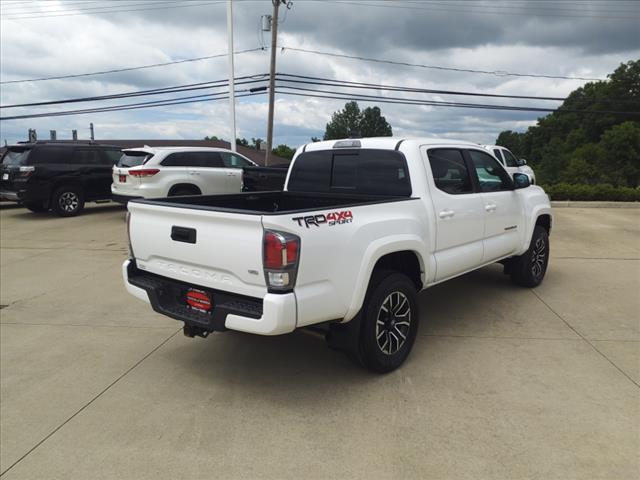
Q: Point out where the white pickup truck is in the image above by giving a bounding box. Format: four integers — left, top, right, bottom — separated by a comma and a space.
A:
123, 137, 552, 372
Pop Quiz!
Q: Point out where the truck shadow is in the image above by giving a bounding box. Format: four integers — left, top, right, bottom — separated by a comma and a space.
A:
171, 264, 525, 391
7, 203, 126, 220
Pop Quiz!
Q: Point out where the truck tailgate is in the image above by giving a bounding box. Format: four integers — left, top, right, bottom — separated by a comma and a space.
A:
128, 201, 267, 298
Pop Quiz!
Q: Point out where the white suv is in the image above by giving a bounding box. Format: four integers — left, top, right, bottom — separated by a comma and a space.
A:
483, 145, 536, 184
111, 146, 257, 203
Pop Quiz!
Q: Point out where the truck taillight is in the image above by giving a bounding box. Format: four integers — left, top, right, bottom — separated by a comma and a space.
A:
129, 169, 159, 177
263, 230, 300, 292
126, 211, 134, 259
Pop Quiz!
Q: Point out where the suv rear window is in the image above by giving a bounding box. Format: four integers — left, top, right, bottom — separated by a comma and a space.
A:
288, 149, 411, 196
2, 148, 31, 166
118, 152, 152, 168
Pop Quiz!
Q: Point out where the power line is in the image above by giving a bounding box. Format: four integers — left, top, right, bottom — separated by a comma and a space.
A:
1, 75, 269, 108
0, 47, 265, 84
274, 87, 639, 116
281, 46, 605, 81
276, 73, 567, 101
324, 0, 640, 20
0, 0, 223, 20
0, 1, 176, 15
0, 91, 267, 120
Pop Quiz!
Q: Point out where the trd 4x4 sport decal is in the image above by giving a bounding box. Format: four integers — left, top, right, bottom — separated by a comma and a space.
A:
292, 210, 353, 228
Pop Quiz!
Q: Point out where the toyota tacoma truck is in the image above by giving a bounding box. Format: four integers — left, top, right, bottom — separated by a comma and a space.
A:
123, 137, 552, 373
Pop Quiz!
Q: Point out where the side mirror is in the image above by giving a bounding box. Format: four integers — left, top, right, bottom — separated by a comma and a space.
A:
513, 173, 530, 189
517, 158, 527, 166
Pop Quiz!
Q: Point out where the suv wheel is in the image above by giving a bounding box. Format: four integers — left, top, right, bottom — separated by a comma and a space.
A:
24, 201, 49, 213
356, 272, 419, 373
52, 186, 85, 217
510, 225, 549, 287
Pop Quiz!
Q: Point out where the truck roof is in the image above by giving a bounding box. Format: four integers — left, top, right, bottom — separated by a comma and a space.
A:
302, 137, 480, 152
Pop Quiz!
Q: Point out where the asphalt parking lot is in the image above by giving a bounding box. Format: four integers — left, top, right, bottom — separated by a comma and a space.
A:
0, 202, 638, 479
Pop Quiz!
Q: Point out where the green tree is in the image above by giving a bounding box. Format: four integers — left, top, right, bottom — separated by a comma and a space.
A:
323, 101, 393, 140
495, 130, 525, 157
360, 106, 393, 137
495, 60, 640, 186
271, 144, 296, 160
204, 135, 220, 141
236, 138, 249, 147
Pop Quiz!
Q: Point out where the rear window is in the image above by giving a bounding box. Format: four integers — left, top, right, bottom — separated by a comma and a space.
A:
288, 149, 411, 196
118, 152, 152, 168
2, 148, 31, 166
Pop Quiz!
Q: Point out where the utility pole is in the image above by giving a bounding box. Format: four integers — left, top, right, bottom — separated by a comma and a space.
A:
89, 123, 95, 141
227, 0, 237, 152
265, 0, 283, 166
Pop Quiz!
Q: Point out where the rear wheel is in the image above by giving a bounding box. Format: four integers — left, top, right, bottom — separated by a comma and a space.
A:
356, 272, 419, 373
169, 186, 200, 197
24, 201, 48, 213
52, 186, 85, 217
510, 225, 549, 287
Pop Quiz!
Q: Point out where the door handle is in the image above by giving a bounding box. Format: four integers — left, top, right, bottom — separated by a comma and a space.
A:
485, 203, 497, 212
439, 209, 455, 219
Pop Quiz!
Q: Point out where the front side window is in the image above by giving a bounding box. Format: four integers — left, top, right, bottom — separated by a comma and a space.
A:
493, 149, 504, 164
502, 149, 519, 167
467, 150, 513, 192
221, 152, 253, 168
427, 148, 473, 195
103, 149, 122, 165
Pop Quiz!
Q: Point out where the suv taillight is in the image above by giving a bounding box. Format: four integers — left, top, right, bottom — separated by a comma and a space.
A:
18, 166, 35, 179
129, 169, 159, 177
263, 230, 300, 292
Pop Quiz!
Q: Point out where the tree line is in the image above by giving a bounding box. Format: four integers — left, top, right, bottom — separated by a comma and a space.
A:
495, 60, 639, 188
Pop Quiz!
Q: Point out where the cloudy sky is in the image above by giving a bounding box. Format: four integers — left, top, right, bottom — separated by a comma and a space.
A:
1, 0, 638, 148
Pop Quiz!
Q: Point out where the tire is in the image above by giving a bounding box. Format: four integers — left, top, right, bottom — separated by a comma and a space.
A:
51, 186, 85, 217
169, 187, 199, 197
356, 271, 420, 373
510, 225, 549, 288
24, 201, 48, 213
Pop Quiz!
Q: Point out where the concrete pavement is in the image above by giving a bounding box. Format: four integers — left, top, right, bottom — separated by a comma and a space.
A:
1, 203, 638, 479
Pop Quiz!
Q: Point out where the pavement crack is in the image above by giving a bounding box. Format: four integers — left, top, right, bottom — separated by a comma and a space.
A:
0, 328, 181, 478
530, 289, 640, 390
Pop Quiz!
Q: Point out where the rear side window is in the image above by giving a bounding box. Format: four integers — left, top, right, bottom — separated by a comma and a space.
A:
193, 152, 223, 168
118, 152, 151, 168
427, 149, 473, 195
288, 149, 411, 196
30, 146, 74, 164
161, 152, 192, 167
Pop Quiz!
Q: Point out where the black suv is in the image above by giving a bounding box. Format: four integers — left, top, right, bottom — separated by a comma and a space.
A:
0, 141, 122, 216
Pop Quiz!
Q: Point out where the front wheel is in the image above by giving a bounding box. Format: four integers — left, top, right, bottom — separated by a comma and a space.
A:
510, 225, 549, 287
356, 272, 419, 373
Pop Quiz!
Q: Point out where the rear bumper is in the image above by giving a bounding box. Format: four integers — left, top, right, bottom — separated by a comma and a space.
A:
122, 259, 296, 335
0, 190, 22, 201
112, 193, 142, 204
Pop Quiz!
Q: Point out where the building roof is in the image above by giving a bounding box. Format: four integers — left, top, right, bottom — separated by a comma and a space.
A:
98, 139, 290, 166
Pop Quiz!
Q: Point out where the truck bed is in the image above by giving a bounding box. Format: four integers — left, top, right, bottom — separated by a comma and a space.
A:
131, 191, 416, 215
